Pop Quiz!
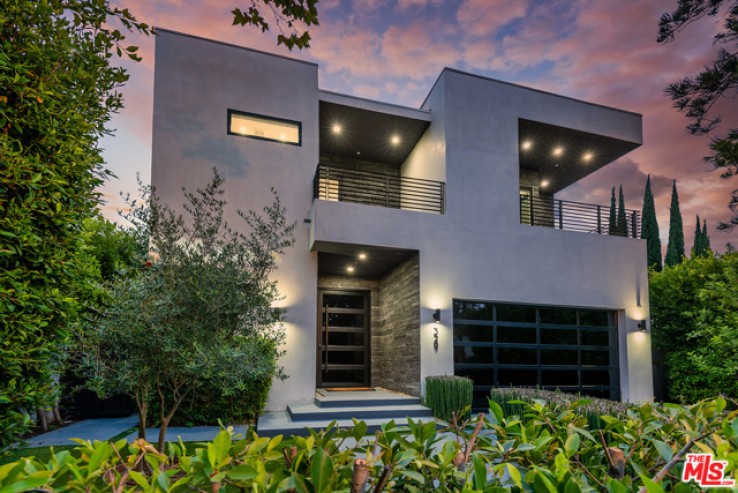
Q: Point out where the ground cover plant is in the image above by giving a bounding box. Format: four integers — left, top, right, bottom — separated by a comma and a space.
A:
1, 395, 735, 492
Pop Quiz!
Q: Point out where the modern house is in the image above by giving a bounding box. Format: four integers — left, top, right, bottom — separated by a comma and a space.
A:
151, 29, 653, 430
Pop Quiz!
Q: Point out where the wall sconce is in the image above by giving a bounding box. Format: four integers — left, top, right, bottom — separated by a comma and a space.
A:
432, 309, 440, 353
637, 320, 647, 332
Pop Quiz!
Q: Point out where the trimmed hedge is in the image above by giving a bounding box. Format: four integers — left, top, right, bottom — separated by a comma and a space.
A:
423, 375, 472, 421
1, 397, 736, 492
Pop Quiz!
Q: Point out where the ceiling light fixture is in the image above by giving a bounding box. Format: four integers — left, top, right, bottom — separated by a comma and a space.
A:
332, 124, 342, 134
553, 147, 563, 157
391, 135, 401, 145
358, 253, 367, 260
583, 152, 593, 162
346, 266, 355, 273
521, 140, 532, 151
541, 179, 550, 188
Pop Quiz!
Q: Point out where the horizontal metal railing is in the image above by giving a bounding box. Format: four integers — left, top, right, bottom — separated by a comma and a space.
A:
313, 164, 445, 214
520, 195, 641, 237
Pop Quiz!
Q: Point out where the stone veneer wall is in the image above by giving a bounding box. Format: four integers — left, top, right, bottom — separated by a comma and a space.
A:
317, 254, 421, 396
374, 255, 421, 396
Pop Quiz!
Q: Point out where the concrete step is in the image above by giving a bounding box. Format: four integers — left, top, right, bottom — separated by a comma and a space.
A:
256, 411, 438, 438
315, 389, 421, 408
288, 402, 433, 422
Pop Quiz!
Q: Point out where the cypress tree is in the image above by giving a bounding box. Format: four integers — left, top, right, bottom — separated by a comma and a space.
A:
608, 186, 617, 235
692, 215, 703, 257
665, 180, 685, 267
703, 219, 711, 253
617, 184, 628, 236
641, 175, 662, 270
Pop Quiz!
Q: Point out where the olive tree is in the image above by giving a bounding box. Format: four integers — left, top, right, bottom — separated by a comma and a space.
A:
80, 169, 295, 451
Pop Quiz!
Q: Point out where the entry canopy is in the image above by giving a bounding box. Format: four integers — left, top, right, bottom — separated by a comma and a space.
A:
519, 119, 641, 194
315, 241, 416, 279
319, 91, 431, 167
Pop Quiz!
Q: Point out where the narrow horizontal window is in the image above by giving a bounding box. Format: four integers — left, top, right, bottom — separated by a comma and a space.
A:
228, 110, 301, 145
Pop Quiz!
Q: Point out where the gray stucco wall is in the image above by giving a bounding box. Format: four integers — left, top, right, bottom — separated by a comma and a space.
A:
151, 30, 320, 411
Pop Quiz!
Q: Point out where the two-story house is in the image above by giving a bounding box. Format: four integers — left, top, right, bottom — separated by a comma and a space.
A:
151, 30, 653, 432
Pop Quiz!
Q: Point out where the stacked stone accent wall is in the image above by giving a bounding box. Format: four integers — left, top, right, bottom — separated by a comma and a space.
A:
374, 255, 421, 396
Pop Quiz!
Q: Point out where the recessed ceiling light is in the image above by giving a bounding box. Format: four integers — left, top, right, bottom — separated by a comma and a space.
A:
391, 135, 400, 145
358, 253, 367, 260
583, 152, 594, 162
332, 124, 342, 134
347, 266, 355, 273
521, 140, 532, 151
552, 147, 563, 157
541, 179, 550, 188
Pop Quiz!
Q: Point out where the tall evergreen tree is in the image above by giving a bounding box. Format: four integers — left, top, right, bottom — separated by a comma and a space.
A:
608, 186, 617, 235
641, 175, 663, 270
665, 180, 685, 267
692, 215, 704, 257
703, 219, 711, 254
617, 184, 628, 236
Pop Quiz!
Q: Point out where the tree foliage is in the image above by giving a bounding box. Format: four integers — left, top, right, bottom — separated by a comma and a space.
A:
78, 170, 295, 451
650, 252, 738, 402
617, 184, 628, 236
608, 186, 617, 235
2, 397, 737, 492
659, 0, 738, 230
641, 175, 663, 270
692, 214, 712, 257
665, 180, 685, 267
232, 0, 319, 50
0, 0, 149, 448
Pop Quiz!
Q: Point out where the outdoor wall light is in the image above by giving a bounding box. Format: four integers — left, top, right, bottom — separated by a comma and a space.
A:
432, 309, 441, 353
637, 320, 647, 331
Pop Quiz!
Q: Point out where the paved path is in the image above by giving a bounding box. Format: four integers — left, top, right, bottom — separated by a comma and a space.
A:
125, 426, 250, 443
24, 415, 139, 448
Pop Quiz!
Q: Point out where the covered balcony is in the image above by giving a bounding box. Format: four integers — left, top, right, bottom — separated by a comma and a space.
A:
313, 164, 445, 214
518, 118, 642, 238
520, 194, 640, 237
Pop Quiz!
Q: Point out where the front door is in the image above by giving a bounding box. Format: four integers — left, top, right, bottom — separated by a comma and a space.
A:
317, 290, 370, 388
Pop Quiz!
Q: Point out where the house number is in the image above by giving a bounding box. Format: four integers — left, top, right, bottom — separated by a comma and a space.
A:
433, 326, 439, 352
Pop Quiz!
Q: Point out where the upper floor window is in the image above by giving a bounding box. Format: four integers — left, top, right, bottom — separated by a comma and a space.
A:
228, 110, 301, 146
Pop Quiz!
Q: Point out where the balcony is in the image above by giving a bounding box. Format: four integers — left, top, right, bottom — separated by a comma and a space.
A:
520, 195, 641, 237
313, 164, 445, 214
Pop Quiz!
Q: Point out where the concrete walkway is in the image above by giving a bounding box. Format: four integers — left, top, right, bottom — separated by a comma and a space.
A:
125, 425, 250, 443
24, 415, 139, 447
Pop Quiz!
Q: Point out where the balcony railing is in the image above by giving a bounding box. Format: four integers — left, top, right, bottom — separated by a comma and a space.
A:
520, 195, 641, 237
313, 164, 445, 214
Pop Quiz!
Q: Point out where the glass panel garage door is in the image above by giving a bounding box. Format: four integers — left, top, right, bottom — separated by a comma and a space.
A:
453, 300, 619, 409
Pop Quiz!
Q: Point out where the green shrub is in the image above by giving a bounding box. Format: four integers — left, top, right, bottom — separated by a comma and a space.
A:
2, 397, 736, 492
650, 253, 738, 402
489, 387, 628, 430
423, 375, 472, 421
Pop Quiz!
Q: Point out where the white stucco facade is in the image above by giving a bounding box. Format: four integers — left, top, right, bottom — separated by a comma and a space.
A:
151, 30, 654, 411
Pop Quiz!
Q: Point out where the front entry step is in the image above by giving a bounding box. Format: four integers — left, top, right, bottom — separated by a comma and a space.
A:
256, 389, 435, 437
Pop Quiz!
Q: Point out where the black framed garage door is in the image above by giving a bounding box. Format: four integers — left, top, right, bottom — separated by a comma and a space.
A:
453, 300, 620, 409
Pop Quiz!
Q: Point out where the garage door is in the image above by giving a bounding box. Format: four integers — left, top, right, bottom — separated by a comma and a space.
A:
453, 300, 620, 409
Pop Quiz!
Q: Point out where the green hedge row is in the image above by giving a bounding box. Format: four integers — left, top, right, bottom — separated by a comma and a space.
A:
3, 396, 735, 492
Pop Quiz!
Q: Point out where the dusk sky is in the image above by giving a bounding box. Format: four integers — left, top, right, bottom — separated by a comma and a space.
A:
101, 0, 738, 251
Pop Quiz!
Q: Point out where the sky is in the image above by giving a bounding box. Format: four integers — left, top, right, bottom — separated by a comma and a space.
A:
101, 0, 738, 251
